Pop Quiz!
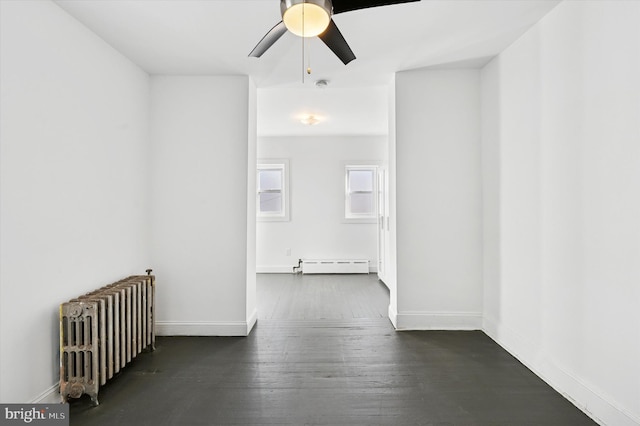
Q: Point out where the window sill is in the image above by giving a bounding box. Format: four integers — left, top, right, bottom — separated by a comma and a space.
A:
343, 217, 377, 224
257, 216, 290, 222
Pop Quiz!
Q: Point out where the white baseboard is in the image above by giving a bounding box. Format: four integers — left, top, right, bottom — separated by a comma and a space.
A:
256, 265, 294, 273
256, 264, 378, 274
246, 308, 258, 335
388, 304, 398, 328
155, 320, 253, 337
31, 383, 60, 404
484, 316, 640, 426
393, 311, 483, 330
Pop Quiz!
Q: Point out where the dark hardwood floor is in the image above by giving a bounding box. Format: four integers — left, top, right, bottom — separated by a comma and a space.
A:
69, 274, 597, 425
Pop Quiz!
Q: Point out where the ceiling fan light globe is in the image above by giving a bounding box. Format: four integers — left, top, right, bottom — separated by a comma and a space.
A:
281, 0, 332, 38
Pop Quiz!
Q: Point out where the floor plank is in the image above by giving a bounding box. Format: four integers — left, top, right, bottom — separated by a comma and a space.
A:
69, 274, 597, 426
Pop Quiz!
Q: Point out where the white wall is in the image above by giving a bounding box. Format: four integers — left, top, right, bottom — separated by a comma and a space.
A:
481, 2, 640, 425
256, 135, 386, 272
480, 58, 501, 330
394, 69, 483, 330
0, 0, 150, 403
150, 75, 256, 337
246, 80, 258, 328
387, 76, 399, 315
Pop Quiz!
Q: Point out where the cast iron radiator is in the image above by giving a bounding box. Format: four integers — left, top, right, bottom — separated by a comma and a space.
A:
59, 274, 155, 405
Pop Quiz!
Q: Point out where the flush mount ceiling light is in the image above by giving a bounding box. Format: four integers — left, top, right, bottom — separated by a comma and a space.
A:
249, 0, 421, 65
282, 0, 331, 38
300, 114, 322, 125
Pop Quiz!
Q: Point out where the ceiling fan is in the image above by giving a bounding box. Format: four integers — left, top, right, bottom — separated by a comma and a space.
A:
249, 0, 421, 65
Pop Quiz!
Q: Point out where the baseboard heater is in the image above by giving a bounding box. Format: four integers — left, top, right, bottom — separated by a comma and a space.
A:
301, 259, 369, 274
59, 274, 155, 406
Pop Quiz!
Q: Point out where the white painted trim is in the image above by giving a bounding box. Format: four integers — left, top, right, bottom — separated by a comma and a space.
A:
483, 316, 640, 426
256, 265, 378, 274
257, 158, 290, 222
31, 383, 61, 404
155, 321, 251, 337
388, 304, 398, 329
394, 311, 483, 330
256, 265, 294, 273
246, 308, 258, 335
344, 163, 379, 222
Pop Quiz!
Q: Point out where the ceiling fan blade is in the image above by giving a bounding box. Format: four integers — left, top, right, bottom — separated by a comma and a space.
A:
318, 19, 356, 65
249, 21, 287, 58
332, 0, 420, 15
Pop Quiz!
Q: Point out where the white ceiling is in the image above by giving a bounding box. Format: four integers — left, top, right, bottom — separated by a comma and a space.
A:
54, 0, 560, 135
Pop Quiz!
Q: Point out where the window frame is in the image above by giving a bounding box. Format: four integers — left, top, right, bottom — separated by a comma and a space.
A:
344, 164, 378, 223
257, 159, 290, 222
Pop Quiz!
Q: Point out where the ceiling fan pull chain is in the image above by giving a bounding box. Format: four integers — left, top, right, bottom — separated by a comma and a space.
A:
303, 1, 312, 76
301, 1, 305, 82
307, 36, 312, 75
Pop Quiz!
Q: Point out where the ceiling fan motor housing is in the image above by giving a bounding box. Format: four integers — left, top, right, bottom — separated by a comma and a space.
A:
281, 0, 333, 16
281, 0, 334, 37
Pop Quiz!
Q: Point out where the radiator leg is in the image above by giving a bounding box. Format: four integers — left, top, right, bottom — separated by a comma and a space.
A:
90, 394, 99, 407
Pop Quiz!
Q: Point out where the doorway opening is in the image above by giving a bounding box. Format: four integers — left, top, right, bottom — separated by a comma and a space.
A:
254, 85, 393, 326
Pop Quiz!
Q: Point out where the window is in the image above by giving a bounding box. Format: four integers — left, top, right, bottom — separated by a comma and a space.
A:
257, 160, 289, 221
345, 165, 377, 222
